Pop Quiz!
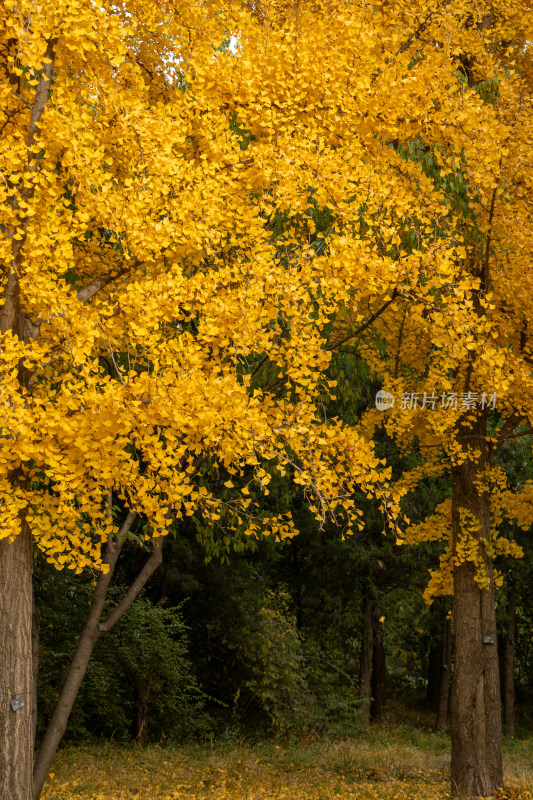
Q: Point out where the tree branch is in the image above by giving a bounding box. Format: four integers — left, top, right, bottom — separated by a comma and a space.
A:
77, 266, 132, 303
498, 427, 533, 443
326, 291, 398, 351
494, 413, 527, 451
370, 0, 453, 84
0, 37, 57, 339
32, 507, 138, 799
101, 537, 164, 632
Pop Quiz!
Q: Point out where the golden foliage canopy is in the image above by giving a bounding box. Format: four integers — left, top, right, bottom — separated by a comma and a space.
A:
2, 0, 531, 571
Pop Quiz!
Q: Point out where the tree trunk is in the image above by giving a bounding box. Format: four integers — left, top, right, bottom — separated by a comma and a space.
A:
427, 601, 444, 714
32, 521, 162, 800
359, 590, 373, 724
370, 607, 386, 722
0, 35, 57, 800
427, 641, 441, 712
0, 519, 34, 800
134, 684, 151, 746
437, 614, 452, 732
450, 426, 503, 798
32, 587, 40, 750
502, 576, 516, 735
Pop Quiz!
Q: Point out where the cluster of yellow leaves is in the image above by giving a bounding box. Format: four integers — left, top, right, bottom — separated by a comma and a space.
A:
400, 476, 524, 602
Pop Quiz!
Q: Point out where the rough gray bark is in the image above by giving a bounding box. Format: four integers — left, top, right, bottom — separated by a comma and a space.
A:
32, 519, 163, 800
0, 519, 34, 800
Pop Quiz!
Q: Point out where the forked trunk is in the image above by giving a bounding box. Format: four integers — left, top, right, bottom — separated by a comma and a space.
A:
0, 519, 34, 800
32, 523, 162, 800
450, 425, 503, 798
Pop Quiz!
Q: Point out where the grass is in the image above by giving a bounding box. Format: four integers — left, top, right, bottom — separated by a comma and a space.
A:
40, 725, 533, 800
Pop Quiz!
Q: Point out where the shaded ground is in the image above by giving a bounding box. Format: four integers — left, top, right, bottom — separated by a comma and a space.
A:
41, 726, 533, 800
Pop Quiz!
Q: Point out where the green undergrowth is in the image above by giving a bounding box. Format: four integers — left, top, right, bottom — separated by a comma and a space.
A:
40, 725, 533, 800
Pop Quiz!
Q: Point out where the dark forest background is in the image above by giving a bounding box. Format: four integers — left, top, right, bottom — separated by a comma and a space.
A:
34, 440, 533, 748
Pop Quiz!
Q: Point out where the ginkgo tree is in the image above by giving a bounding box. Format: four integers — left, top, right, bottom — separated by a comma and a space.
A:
351, 5, 533, 798
1, 1, 527, 799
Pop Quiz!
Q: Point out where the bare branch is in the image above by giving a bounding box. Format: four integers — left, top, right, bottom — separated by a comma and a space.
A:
101, 537, 164, 632
326, 290, 398, 351
494, 413, 527, 451
498, 427, 533, 443
2, 84, 32, 110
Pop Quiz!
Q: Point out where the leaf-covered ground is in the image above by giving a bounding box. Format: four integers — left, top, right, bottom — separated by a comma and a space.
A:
40, 726, 533, 800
